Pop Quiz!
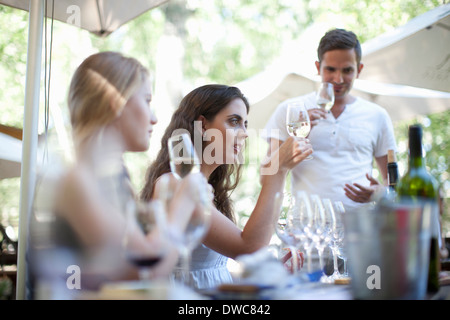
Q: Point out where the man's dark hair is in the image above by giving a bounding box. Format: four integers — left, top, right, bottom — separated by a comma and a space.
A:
317, 29, 362, 66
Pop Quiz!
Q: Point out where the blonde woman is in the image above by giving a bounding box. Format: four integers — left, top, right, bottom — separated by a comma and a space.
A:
27, 52, 204, 297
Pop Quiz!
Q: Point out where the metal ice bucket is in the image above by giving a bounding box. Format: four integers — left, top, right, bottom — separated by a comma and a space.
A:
344, 200, 431, 300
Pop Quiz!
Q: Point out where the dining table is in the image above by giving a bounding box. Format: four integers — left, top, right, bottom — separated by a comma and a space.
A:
72, 267, 450, 301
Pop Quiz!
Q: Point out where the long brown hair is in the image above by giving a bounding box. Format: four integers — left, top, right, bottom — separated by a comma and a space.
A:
140, 84, 250, 222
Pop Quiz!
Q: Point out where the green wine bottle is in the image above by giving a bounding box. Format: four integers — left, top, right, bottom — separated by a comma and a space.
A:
396, 124, 440, 293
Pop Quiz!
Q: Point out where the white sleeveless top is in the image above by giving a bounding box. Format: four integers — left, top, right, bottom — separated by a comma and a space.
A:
172, 244, 233, 289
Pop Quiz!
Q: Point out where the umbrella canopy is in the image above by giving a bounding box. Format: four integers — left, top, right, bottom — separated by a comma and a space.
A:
1, 0, 168, 36
0, 133, 22, 179
360, 3, 450, 92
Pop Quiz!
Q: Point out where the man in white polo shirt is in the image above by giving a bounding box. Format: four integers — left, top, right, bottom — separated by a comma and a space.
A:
263, 29, 397, 212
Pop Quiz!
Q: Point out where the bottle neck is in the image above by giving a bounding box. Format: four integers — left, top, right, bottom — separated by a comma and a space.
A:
409, 155, 425, 169
408, 126, 425, 169
387, 162, 399, 188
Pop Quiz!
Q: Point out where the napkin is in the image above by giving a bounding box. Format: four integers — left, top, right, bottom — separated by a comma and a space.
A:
235, 247, 290, 288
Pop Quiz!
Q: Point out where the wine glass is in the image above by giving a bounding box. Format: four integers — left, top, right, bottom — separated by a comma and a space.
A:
274, 192, 302, 273
316, 82, 334, 113
167, 133, 201, 179
167, 132, 211, 287
309, 194, 332, 282
333, 201, 349, 278
123, 199, 168, 282
290, 191, 319, 281
322, 198, 341, 282
286, 102, 313, 160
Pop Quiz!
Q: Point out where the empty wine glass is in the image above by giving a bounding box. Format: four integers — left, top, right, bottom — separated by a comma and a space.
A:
333, 201, 349, 278
274, 192, 301, 273
322, 198, 341, 282
167, 132, 211, 287
316, 82, 334, 113
123, 199, 168, 282
309, 194, 332, 282
286, 102, 313, 160
291, 191, 320, 281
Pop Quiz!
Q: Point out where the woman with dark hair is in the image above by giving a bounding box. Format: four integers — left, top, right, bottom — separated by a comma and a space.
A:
141, 84, 312, 289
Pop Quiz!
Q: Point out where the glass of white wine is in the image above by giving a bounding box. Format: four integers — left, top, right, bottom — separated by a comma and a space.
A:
286, 102, 313, 160
316, 82, 334, 113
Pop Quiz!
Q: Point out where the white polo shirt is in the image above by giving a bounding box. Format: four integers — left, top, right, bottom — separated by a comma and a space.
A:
262, 92, 397, 211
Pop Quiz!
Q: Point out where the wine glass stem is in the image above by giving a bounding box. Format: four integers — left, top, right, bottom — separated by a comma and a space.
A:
289, 246, 299, 274
343, 257, 348, 277
306, 247, 313, 273
317, 247, 325, 275
332, 247, 339, 275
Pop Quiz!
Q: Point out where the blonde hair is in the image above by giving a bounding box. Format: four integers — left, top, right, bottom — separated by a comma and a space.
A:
68, 51, 149, 146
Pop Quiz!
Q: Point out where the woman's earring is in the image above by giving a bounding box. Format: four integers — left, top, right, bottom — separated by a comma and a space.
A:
202, 130, 207, 140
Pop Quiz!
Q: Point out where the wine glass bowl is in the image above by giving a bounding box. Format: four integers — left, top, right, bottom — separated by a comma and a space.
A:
286, 102, 313, 160
286, 102, 311, 138
274, 192, 303, 273
275, 192, 299, 247
123, 200, 168, 281
167, 133, 201, 180
316, 82, 335, 113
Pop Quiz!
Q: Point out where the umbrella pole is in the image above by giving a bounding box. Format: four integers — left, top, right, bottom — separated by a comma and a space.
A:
16, 0, 44, 300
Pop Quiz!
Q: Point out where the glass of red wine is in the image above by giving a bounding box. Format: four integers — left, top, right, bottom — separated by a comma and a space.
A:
123, 199, 168, 282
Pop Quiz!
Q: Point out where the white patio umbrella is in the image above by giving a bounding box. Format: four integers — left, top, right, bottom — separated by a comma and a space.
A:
0, 0, 168, 299
1, 0, 168, 36
360, 3, 450, 93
